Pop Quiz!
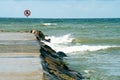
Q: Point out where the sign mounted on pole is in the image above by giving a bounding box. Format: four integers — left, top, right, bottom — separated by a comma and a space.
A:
24, 9, 31, 31
24, 10, 31, 17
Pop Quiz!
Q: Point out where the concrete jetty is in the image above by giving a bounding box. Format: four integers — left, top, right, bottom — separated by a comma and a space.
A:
0, 32, 43, 80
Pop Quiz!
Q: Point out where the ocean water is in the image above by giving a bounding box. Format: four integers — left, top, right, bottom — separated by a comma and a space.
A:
0, 18, 120, 80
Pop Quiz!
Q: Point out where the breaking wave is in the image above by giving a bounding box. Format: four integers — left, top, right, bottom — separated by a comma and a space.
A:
46, 34, 73, 44
45, 34, 120, 53
41, 23, 57, 26
72, 38, 120, 44
53, 45, 119, 53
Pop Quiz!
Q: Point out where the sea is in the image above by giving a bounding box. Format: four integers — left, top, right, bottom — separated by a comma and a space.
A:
0, 18, 120, 80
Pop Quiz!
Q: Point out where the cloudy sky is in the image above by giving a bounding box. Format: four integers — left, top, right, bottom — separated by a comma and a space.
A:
0, 0, 120, 18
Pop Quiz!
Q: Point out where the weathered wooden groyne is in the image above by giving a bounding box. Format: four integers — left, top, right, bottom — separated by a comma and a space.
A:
31, 30, 85, 80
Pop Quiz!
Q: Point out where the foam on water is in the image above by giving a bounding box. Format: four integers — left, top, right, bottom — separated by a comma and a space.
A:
41, 23, 57, 26
44, 34, 120, 53
46, 34, 73, 44
54, 45, 119, 53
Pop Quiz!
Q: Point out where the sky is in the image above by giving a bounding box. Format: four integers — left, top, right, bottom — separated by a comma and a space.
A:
0, 0, 120, 18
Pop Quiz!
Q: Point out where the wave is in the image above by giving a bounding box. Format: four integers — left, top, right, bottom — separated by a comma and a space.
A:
45, 43, 120, 53
72, 38, 120, 44
44, 34, 120, 53
46, 34, 73, 44
54, 45, 119, 53
41, 23, 57, 26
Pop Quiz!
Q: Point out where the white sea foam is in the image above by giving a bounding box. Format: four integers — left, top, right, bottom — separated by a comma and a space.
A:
46, 34, 73, 44
41, 23, 57, 26
45, 34, 119, 53
54, 45, 119, 53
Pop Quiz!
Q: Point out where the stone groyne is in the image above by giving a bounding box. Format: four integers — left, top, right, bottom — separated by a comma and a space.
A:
31, 30, 85, 80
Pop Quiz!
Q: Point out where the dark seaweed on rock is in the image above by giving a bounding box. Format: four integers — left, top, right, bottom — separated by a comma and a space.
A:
31, 30, 84, 80
57, 51, 67, 58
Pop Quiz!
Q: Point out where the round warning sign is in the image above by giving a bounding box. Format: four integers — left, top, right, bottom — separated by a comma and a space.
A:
24, 10, 31, 17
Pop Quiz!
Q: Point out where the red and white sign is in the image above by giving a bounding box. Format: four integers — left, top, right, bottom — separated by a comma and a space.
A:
24, 10, 31, 17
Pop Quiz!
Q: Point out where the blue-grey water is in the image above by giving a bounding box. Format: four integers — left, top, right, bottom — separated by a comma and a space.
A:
0, 18, 120, 80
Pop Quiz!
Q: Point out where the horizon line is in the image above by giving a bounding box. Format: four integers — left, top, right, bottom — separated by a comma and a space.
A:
0, 17, 120, 19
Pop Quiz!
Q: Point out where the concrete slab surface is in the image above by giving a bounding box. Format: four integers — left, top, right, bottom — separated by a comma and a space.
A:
0, 32, 43, 80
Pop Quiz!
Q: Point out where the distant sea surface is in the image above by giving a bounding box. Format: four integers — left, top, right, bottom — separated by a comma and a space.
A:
0, 18, 120, 80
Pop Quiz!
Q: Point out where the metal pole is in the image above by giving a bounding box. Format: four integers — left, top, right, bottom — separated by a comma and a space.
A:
24, 10, 31, 32
27, 16, 28, 32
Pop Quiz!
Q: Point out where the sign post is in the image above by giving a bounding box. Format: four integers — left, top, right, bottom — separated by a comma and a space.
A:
24, 10, 31, 31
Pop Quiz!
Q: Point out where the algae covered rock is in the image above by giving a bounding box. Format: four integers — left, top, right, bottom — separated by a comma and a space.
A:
31, 30, 85, 80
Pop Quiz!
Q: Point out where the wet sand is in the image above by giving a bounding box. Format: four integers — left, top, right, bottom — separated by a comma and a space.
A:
0, 32, 43, 80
